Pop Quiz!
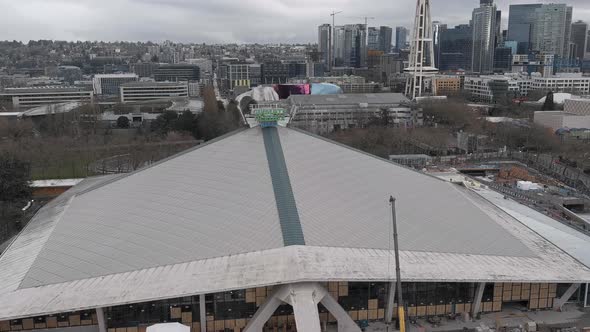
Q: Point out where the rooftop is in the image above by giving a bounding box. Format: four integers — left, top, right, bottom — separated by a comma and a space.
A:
0, 126, 589, 320
121, 81, 188, 87
288, 93, 410, 105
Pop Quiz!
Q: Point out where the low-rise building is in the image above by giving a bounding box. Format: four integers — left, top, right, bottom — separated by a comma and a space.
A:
93, 74, 139, 95
154, 64, 200, 82
433, 76, 462, 96
0, 86, 93, 107
119, 82, 188, 103
530, 73, 590, 95
288, 93, 421, 134
535, 98, 590, 130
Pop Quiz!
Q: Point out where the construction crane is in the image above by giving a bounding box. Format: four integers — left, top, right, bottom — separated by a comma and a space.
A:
330, 10, 343, 69
347, 16, 376, 46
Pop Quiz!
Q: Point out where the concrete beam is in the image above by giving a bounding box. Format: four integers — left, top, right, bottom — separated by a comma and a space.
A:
289, 287, 322, 332
199, 294, 206, 332
385, 282, 396, 324
553, 283, 581, 311
320, 292, 361, 332
471, 282, 486, 318
243, 286, 287, 332
95, 308, 106, 332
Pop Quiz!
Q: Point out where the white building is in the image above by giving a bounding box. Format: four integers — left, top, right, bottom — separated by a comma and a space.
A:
288, 93, 421, 134
464, 75, 532, 103
530, 73, 590, 95
120, 82, 188, 103
93, 73, 139, 95
535, 98, 590, 130
0, 86, 94, 107
465, 73, 590, 104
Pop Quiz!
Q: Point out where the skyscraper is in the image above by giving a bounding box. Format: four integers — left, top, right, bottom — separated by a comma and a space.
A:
507, 4, 542, 54
471, 0, 497, 74
571, 21, 588, 61
379, 26, 393, 53
395, 27, 409, 50
368, 27, 380, 51
333, 26, 346, 67
340, 24, 367, 68
531, 4, 573, 59
439, 24, 472, 71
432, 21, 447, 71
318, 24, 332, 70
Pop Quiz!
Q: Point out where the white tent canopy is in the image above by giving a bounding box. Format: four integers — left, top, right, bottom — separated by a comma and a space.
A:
146, 323, 189, 332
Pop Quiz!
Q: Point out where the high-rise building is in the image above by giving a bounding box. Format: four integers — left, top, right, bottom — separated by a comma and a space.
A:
405, 0, 438, 99
507, 4, 542, 54
395, 27, 409, 50
318, 24, 332, 70
494, 47, 513, 72
432, 21, 447, 70
379, 26, 393, 53
571, 21, 588, 62
368, 27, 380, 51
439, 24, 472, 71
342, 24, 367, 68
333, 26, 346, 67
471, 0, 497, 74
531, 4, 573, 59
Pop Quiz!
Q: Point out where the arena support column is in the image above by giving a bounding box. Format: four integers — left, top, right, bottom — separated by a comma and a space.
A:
199, 294, 206, 332
385, 282, 396, 323
553, 283, 581, 311
95, 308, 106, 332
471, 283, 486, 318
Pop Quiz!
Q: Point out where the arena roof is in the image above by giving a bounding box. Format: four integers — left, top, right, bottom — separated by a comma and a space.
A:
288, 93, 409, 105
0, 126, 589, 320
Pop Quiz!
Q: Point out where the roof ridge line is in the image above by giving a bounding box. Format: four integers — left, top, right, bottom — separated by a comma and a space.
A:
262, 126, 305, 246
76, 127, 248, 197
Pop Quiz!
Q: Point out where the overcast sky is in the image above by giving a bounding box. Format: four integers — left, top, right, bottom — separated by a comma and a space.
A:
1, 0, 589, 44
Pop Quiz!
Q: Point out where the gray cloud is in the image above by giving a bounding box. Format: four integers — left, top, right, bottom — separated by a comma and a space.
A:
0, 0, 589, 43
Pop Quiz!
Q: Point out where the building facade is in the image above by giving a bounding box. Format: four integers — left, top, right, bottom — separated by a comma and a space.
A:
154, 65, 200, 82
531, 4, 573, 59
93, 74, 139, 95
571, 21, 588, 62
0, 87, 94, 107
379, 26, 393, 53
120, 82, 189, 103
507, 4, 542, 54
132, 63, 161, 78
343, 24, 367, 68
368, 27, 380, 51
318, 24, 332, 70
439, 24, 472, 72
432, 76, 462, 96
395, 27, 409, 50
471, 0, 497, 74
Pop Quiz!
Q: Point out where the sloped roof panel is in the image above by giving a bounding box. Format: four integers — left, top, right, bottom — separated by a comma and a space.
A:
19, 129, 284, 288
278, 127, 535, 257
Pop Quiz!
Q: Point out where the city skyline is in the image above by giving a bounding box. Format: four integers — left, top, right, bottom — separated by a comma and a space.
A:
1, 0, 590, 44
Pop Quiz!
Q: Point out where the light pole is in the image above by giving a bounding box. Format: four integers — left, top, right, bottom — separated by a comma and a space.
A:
390, 196, 406, 332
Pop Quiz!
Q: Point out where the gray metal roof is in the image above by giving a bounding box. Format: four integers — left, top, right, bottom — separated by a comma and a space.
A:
278, 127, 534, 257
288, 93, 410, 105
1, 126, 590, 320
19, 128, 284, 288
